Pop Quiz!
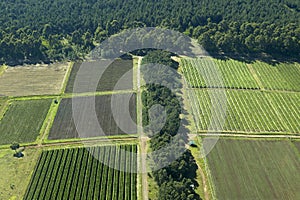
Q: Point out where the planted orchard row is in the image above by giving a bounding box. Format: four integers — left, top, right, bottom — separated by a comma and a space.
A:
24, 145, 137, 200
251, 61, 300, 92
188, 89, 298, 133
181, 58, 259, 89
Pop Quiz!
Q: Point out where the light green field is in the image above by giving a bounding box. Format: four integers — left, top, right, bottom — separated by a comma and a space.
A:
188, 89, 293, 133
0, 148, 41, 200
205, 138, 300, 199
180, 58, 260, 89
251, 61, 300, 91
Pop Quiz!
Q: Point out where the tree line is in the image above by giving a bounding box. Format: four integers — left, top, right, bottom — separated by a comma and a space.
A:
141, 51, 201, 200
0, 0, 299, 65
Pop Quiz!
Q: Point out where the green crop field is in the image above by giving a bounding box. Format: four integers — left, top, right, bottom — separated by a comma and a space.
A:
49, 94, 137, 139
188, 89, 297, 133
0, 63, 69, 97
251, 61, 300, 91
180, 58, 260, 89
65, 59, 133, 93
24, 145, 137, 200
0, 98, 8, 114
292, 141, 300, 152
205, 138, 300, 199
266, 92, 300, 133
0, 99, 52, 145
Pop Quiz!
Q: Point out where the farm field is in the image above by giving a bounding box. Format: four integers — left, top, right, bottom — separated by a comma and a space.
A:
0, 148, 41, 200
292, 140, 300, 152
188, 89, 295, 133
205, 138, 300, 199
0, 99, 52, 145
24, 145, 137, 200
65, 59, 133, 93
251, 61, 300, 91
0, 97, 8, 114
180, 58, 260, 89
266, 92, 300, 133
49, 93, 137, 140
0, 63, 69, 97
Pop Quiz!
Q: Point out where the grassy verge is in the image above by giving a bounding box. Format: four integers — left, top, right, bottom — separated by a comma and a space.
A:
146, 141, 159, 200
0, 65, 7, 76
60, 62, 74, 94
0, 148, 41, 200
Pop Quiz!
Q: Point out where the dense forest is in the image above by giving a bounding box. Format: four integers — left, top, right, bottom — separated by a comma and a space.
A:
1, 0, 300, 65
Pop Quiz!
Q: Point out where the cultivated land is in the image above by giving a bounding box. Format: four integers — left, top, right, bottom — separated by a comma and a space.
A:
205, 138, 300, 200
251, 61, 300, 91
0, 63, 69, 97
0, 99, 52, 145
188, 89, 299, 133
24, 145, 137, 200
292, 140, 300, 152
0, 148, 41, 200
65, 59, 133, 93
49, 93, 137, 140
180, 58, 260, 89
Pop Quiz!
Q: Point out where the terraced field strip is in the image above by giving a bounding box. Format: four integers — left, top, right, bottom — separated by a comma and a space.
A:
188, 89, 298, 133
24, 145, 137, 200
0, 99, 52, 145
205, 138, 300, 199
251, 61, 300, 91
180, 58, 259, 89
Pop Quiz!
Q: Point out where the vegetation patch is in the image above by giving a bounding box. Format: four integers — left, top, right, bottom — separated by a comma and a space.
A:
0, 148, 41, 200
24, 145, 137, 200
251, 61, 300, 91
48, 94, 137, 140
206, 138, 300, 199
0, 99, 52, 145
189, 89, 294, 133
0, 63, 69, 97
181, 58, 260, 89
65, 58, 133, 93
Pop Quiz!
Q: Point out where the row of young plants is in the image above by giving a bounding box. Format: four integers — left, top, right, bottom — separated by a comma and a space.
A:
251, 61, 300, 92
141, 51, 201, 200
24, 145, 137, 200
180, 58, 260, 90
188, 89, 298, 133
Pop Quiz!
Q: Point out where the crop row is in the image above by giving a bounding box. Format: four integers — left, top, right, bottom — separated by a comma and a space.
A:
180, 58, 260, 89
188, 89, 299, 133
24, 145, 137, 200
251, 61, 300, 92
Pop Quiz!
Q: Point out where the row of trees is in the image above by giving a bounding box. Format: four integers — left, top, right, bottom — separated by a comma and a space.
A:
141, 51, 201, 200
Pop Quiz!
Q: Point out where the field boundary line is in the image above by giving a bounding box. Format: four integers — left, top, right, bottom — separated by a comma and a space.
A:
63, 89, 135, 98
197, 136, 217, 200
61, 62, 74, 94
198, 133, 300, 139
0, 99, 10, 121
39, 99, 61, 144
